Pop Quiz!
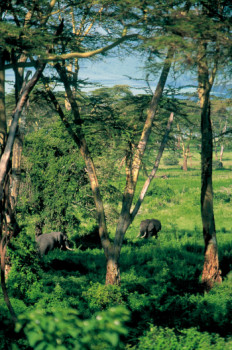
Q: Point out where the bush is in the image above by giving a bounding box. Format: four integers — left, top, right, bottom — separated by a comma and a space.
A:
132, 326, 232, 350
146, 183, 176, 203
163, 154, 180, 166
82, 282, 126, 313
15, 306, 130, 350
7, 233, 43, 304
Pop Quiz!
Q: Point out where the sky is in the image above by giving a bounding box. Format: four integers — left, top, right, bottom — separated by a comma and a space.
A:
5, 55, 230, 97
5, 54, 196, 95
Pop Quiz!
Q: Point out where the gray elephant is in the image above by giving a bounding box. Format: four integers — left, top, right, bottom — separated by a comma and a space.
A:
36, 231, 73, 256
137, 219, 162, 239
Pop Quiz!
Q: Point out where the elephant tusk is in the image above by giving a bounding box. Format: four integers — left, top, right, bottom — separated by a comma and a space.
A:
141, 232, 147, 238
65, 244, 74, 251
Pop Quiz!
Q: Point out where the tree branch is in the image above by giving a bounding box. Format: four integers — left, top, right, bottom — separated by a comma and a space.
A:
131, 112, 174, 221
0, 63, 45, 201
5, 34, 138, 70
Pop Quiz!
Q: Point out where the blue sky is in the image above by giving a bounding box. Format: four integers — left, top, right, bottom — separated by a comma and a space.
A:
5, 55, 230, 97
5, 54, 194, 95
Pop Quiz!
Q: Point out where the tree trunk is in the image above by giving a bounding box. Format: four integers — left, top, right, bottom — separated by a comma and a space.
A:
188, 145, 192, 167
131, 112, 174, 221
214, 145, 218, 161
219, 145, 224, 163
0, 50, 7, 153
200, 104, 221, 290
108, 48, 174, 284
54, 64, 111, 256
56, 46, 174, 285
0, 63, 45, 201
105, 252, 121, 285
0, 63, 45, 322
10, 67, 31, 212
198, 42, 221, 291
183, 151, 188, 171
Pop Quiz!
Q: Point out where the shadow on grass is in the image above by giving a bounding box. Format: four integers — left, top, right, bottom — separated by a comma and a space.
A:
36, 232, 232, 341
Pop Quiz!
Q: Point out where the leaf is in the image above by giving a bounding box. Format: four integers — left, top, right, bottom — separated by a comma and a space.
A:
27, 331, 43, 347
103, 332, 119, 347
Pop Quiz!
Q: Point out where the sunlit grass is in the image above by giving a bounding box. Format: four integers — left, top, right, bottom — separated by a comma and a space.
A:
127, 149, 232, 242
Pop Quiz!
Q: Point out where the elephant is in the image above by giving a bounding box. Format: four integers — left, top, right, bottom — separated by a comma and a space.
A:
137, 219, 162, 239
36, 231, 74, 256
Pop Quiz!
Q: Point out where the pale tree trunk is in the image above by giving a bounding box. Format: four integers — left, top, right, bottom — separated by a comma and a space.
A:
106, 48, 174, 284
183, 150, 188, 171
11, 60, 24, 209
215, 146, 218, 161
188, 145, 192, 167
177, 124, 192, 171
0, 63, 45, 322
0, 50, 7, 154
197, 41, 221, 291
10, 4, 36, 210
10, 69, 31, 209
219, 145, 224, 163
0, 236, 17, 323
219, 122, 227, 163
131, 112, 174, 221
9, 0, 57, 212
56, 47, 174, 285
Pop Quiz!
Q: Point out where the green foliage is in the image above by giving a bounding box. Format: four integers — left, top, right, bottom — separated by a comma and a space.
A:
132, 326, 232, 350
0, 298, 27, 350
214, 189, 231, 203
146, 182, 177, 205
15, 306, 130, 350
18, 119, 87, 234
82, 282, 126, 313
163, 153, 180, 166
7, 232, 43, 303
3, 134, 232, 349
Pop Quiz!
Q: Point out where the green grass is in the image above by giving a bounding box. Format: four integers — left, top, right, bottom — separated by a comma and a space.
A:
127, 150, 232, 240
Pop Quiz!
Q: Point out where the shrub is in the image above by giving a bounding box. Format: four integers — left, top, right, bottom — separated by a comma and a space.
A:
15, 306, 130, 350
133, 326, 232, 350
82, 282, 126, 313
214, 191, 231, 203
146, 183, 176, 203
7, 232, 43, 304
163, 154, 180, 166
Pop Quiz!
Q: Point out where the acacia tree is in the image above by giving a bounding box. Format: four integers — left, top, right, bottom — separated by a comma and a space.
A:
1, 0, 120, 320
168, 0, 231, 290
1, 0, 165, 304
42, 0, 180, 284
195, 1, 232, 290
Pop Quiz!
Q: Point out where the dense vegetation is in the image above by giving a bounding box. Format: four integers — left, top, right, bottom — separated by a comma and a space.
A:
1, 96, 232, 348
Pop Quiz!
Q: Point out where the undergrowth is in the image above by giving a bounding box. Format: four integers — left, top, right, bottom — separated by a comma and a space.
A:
1, 151, 232, 349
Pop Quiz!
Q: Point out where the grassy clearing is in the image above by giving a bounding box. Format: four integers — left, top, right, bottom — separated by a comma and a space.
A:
128, 149, 232, 240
